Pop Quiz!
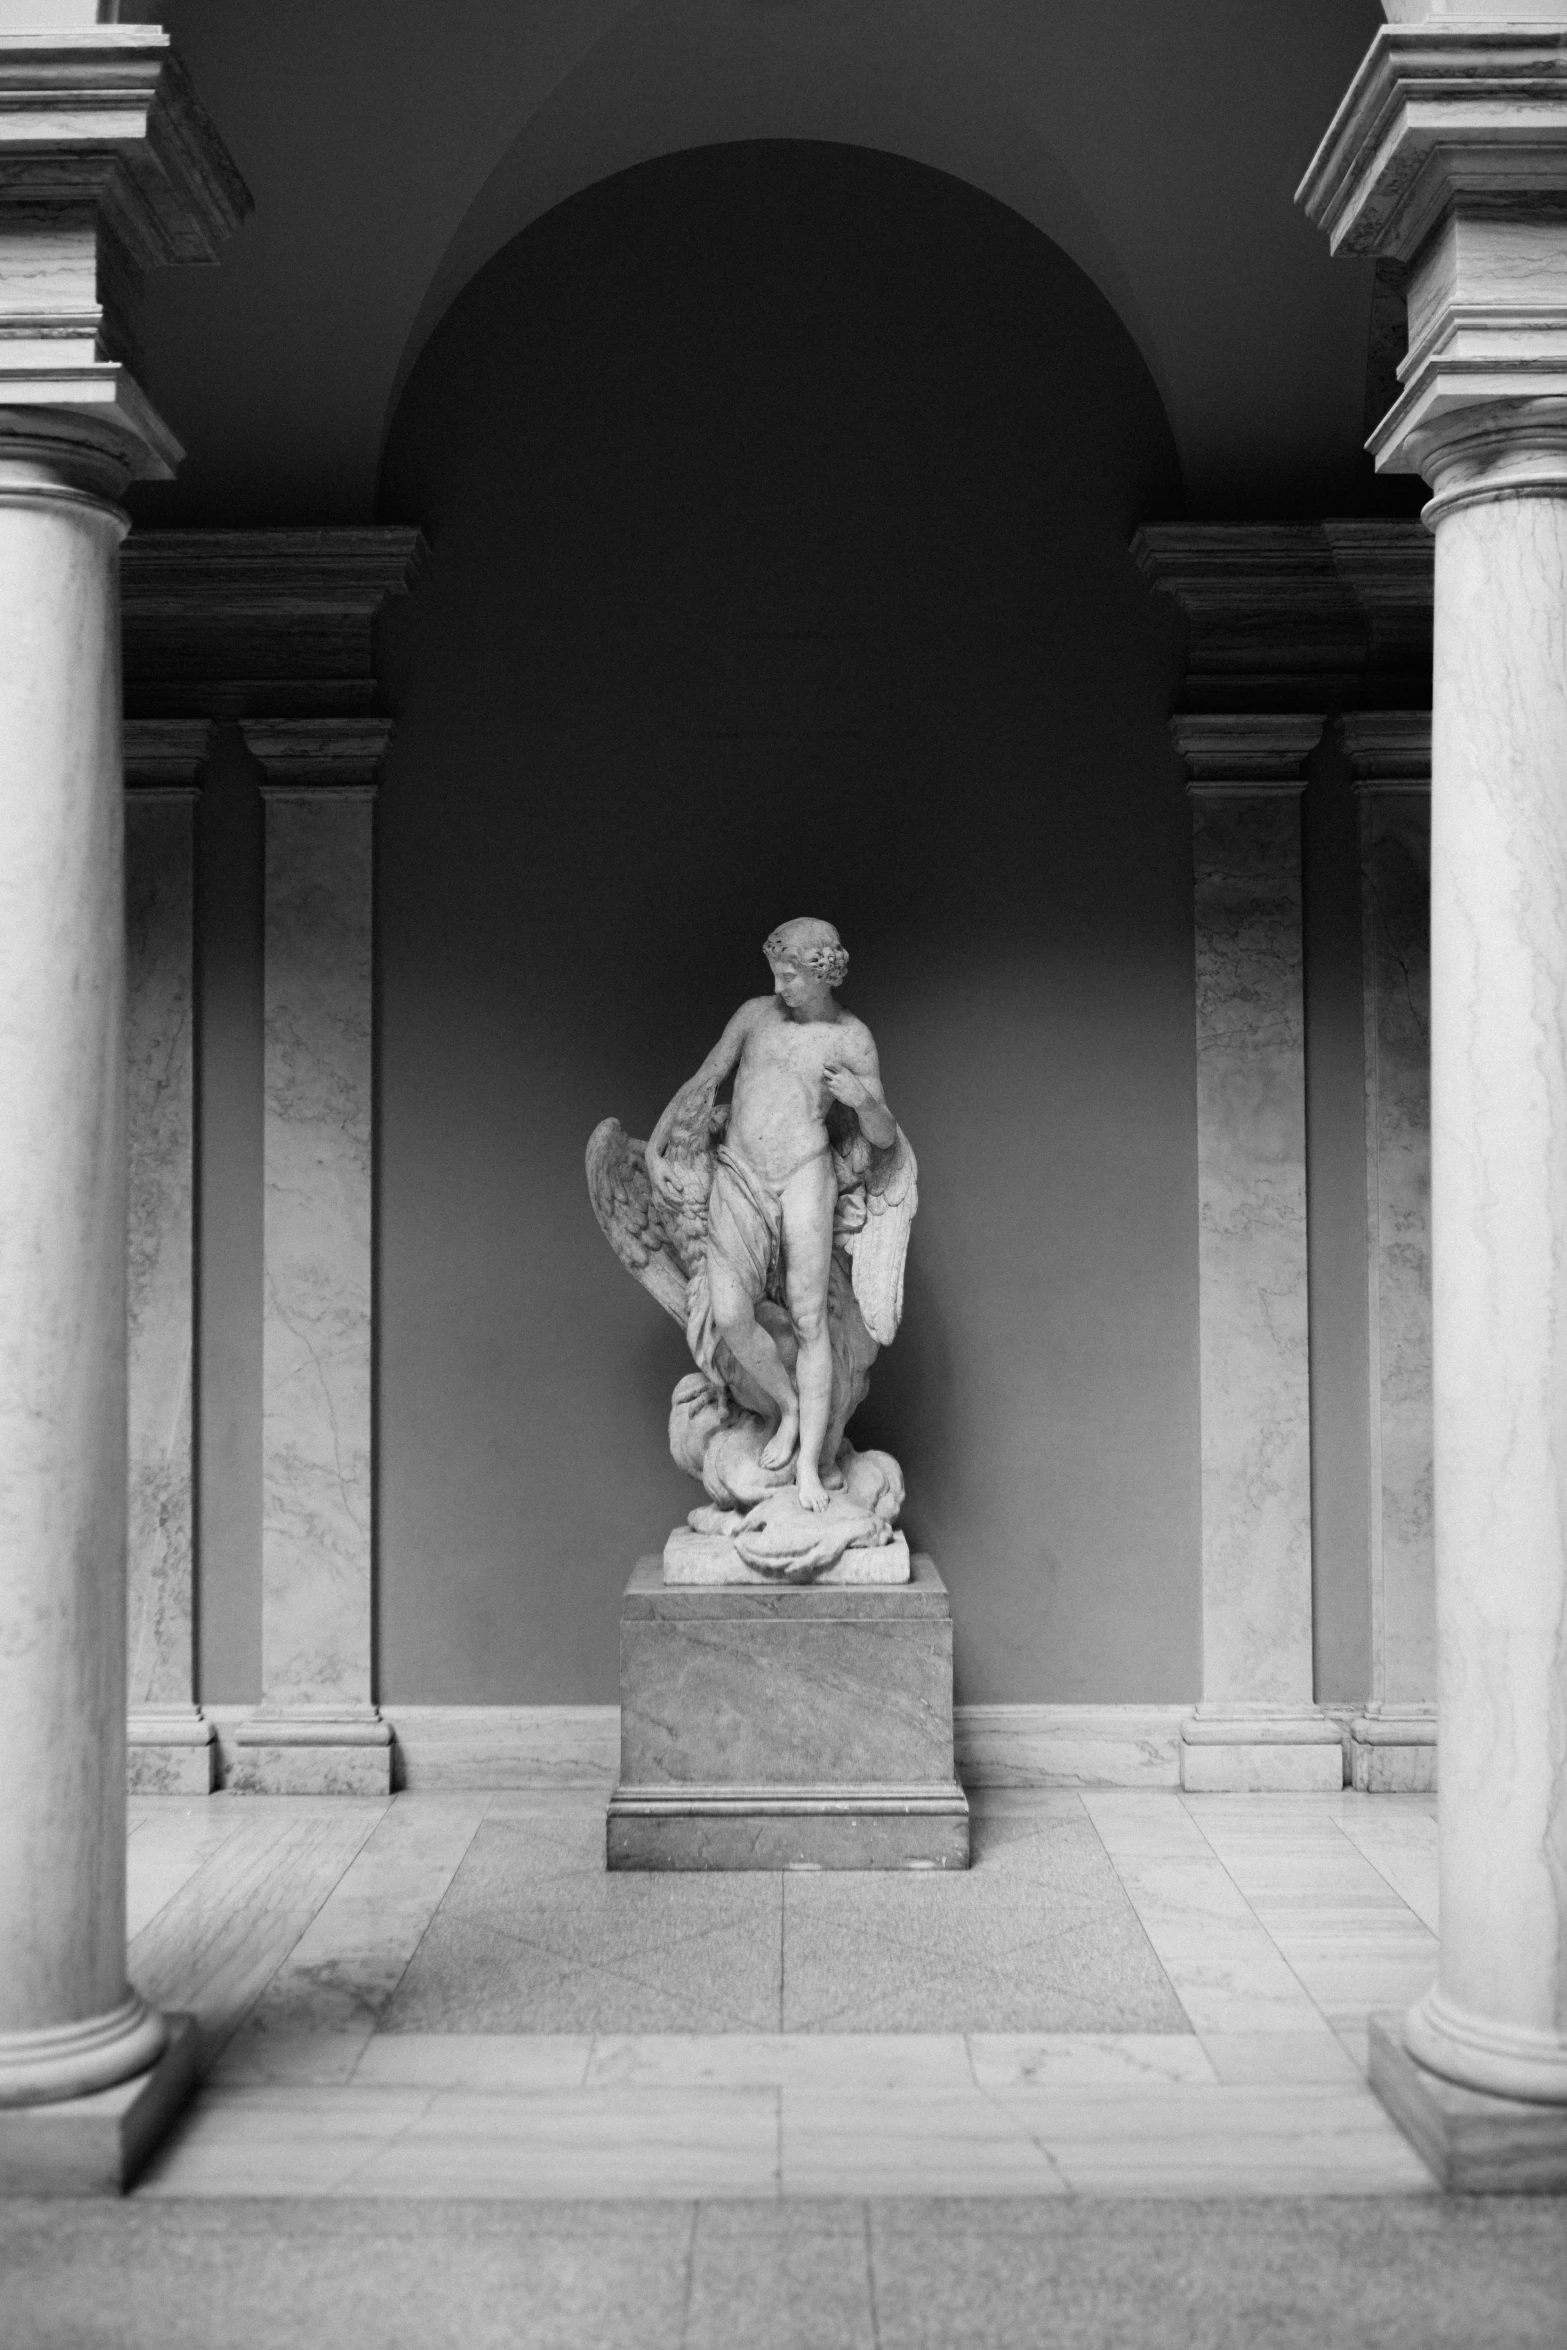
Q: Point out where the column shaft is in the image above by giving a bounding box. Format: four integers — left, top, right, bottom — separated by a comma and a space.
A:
0, 437, 164, 2103
1406, 489, 1567, 2099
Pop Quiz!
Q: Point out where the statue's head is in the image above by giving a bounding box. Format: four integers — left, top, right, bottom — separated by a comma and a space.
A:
764, 916, 849, 993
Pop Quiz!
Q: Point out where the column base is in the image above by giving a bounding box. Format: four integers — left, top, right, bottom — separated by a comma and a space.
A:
230, 1709, 393, 1794
1179, 1708, 1345, 1792
127, 1708, 217, 1795
1402, 1985, 1567, 2107
0, 1994, 167, 2110
1370, 2019, 1567, 2192
1350, 1704, 1437, 1793
0, 2014, 196, 2196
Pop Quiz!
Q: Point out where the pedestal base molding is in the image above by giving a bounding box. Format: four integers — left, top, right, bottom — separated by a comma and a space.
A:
608, 1552, 969, 1871
1350, 1706, 1436, 1794
127, 1709, 217, 1796
1179, 1710, 1345, 1792
1370, 2020, 1567, 2194
0, 2015, 196, 2197
230, 1711, 393, 1795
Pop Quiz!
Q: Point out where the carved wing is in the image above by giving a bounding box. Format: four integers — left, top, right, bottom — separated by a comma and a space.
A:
585, 1118, 693, 1327
848, 1127, 918, 1345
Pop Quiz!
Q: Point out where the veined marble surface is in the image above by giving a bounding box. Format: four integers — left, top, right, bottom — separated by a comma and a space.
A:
126, 790, 198, 1713
1416, 491, 1567, 2099
261, 789, 374, 1712
1189, 788, 1313, 1709
1359, 785, 1434, 1710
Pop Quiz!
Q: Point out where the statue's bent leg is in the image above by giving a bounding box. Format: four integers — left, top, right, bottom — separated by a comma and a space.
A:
708, 1251, 797, 1452
780, 1154, 839, 1512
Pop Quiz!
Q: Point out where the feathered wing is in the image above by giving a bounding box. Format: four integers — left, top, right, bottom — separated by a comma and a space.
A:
848, 1127, 918, 1345
585, 1118, 693, 1327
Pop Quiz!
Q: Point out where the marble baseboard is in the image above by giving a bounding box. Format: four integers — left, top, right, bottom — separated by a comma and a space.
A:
956, 1704, 1185, 1788
0, 2014, 198, 2197
1351, 1715, 1437, 1794
230, 1714, 394, 1796
127, 1712, 217, 1796
1369, 2019, 1567, 2193
1180, 1714, 1346, 1793
162, 1703, 1378, 1795
606, 1785, 970, 1871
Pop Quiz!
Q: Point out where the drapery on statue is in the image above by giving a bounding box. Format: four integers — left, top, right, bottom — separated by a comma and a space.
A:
587, 917, 918, 1584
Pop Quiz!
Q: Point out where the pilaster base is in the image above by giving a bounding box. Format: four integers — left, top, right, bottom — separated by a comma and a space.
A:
1370, 2020, 1567, 2193
1350, 1707, 1437, 1793
0, 2014, 197, 2197
1180, 1709, 1345, 1792
127, 1709, 217, 1796
230, 1710, 393, 1794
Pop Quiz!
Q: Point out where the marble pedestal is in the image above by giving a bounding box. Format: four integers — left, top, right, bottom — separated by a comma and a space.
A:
607, 1555, 970, 1871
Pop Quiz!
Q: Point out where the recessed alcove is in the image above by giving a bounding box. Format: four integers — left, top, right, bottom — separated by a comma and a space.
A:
368, 140, 1200, 1708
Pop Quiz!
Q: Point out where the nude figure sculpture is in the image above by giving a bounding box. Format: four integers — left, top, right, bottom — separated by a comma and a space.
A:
587, 918, 918, 1583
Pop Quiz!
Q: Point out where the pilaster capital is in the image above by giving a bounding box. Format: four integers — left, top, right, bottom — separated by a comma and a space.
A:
1170, 714, 1324, 795
122, 715, 213, 790
243, 718, 394, 790
1340, 709, 1432, 791
1298, 26, 1567, 491
0, 27, 250, 484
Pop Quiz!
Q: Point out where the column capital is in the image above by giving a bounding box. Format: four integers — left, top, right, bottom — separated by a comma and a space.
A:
1170, 713, 1324, 794
0, 27, 250, 485
1298, 26, 1567, 497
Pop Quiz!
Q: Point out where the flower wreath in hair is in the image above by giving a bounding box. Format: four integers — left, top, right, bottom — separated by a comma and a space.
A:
764, 928, 850, 989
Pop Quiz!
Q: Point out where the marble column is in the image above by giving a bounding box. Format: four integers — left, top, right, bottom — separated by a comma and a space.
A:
1302, 11, 1567, 2118
124, 723, 216, 1795
232, 722, 393, 1794
1341, 714, 1435, 1795
1172, 716, 1343, 1792
0, 27, 245, 2124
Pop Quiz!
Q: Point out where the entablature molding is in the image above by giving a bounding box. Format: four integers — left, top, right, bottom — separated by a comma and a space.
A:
122, 526, 426, 720
1133, 520, 1431, 712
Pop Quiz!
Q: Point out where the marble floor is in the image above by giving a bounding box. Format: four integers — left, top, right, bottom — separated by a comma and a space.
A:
112, 1784, 1451, 2200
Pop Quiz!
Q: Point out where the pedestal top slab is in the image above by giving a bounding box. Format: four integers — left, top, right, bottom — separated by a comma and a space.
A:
624, 1551, 951, 1620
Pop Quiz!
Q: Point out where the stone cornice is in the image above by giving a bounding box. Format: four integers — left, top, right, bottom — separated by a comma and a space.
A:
1298, 26, 1567, 264
1132, 521, 1432, 710
0, 30, 251, 270
122, 527, 426, 719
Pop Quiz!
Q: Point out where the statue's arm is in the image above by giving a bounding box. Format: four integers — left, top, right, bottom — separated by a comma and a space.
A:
648, 999, 760, 1162
824, 1026, 896, 1150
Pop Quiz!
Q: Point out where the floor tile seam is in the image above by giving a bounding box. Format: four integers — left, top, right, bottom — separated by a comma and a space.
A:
197, 1808, 391, 2017
863, 2202, 883, 2350
1325, 1814, 1443, 1933
965, 2071, 1076, 2196
340, 1808, 491, 2073
1053, 1795, 1191, 2031
127, 1810, 308, 1965
1173, 1796, 1354, 2041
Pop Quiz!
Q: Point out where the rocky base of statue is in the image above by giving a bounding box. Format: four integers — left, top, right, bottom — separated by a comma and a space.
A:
664, 1379, 910, 1583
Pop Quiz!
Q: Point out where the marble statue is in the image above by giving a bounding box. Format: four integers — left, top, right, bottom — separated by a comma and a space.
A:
588, 918, 918, 1583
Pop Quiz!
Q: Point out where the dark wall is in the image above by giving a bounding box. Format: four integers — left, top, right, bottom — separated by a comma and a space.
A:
367, 143, 1203, 1705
